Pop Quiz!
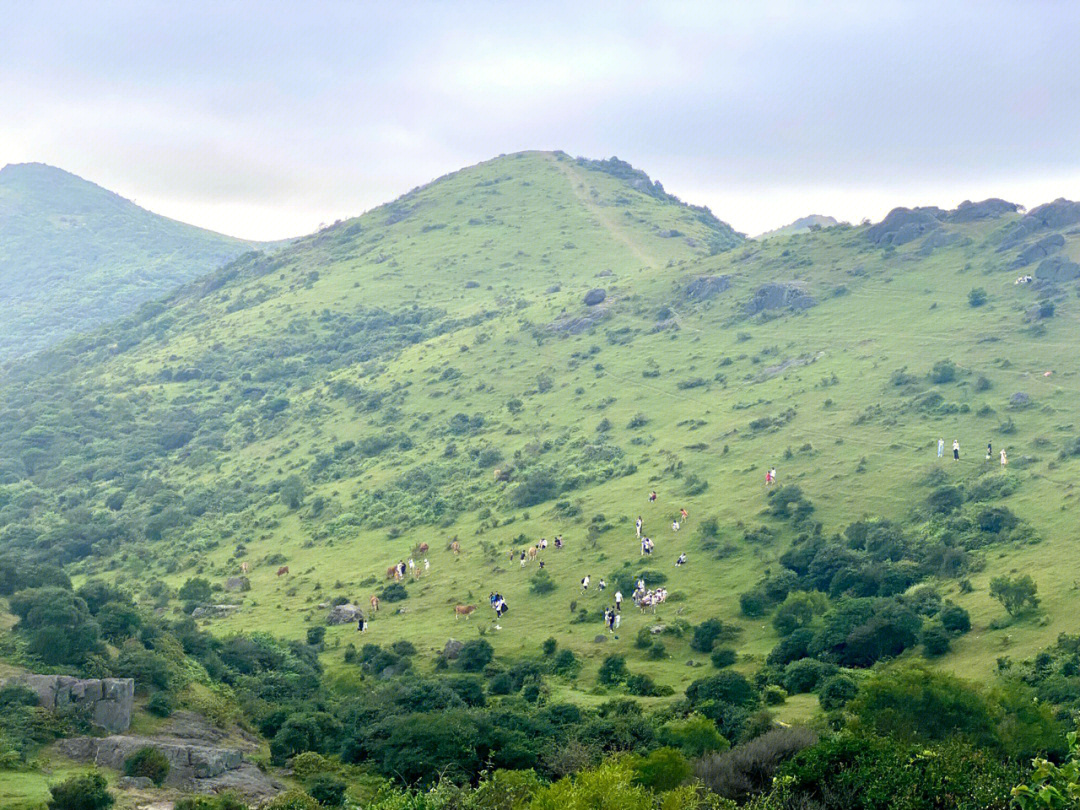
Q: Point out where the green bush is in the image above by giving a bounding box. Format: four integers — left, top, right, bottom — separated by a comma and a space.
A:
262, 792, 320, 810
711, 648, 737, 669
458, 639, 493, 672
818, 675, 858, 711
124, 746, 170, 785
146, 691, 174, 718
921, 623, 951, 657
598, 655, 628, 685
782, 659, 837, 694
47, 771, 114, 810
763, 685, 788, 706
379, 583, 408, 603
307, 774, 347, 806
659, 714, 729, 758
306, 626, 326, 647
631, 746, 690, 792
940, 603, 971, 634
530, 570, 556, 595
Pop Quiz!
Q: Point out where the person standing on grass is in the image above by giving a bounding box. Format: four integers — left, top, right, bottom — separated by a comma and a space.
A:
676, 552, 687, 566
615, 590, 623, 612
986, 441, 992, 461
938, 437, 945, 458
680, 507, 688, 523
1001, 448, 1008, 468
581, 575, 590, 593
636, 516, 643, 538
953, 439, 960, 461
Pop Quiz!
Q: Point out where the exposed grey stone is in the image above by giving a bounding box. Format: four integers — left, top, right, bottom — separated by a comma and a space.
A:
1014, 234, 1065, 267
649, 625, 667, 634
443, 639, 464, 659
683, 275, 731, 301
8, 675, 133, 733
597, 268, 614, 276
1036, 256, 1080, 283
224, 576, 249, 592
946, 198, 1019, 223
583, 288, 607, 306
548, 305, 610, 334
745, 283, 816, 315
190, 604, 240, 619
326, 603, 364, 625
866, 207, 944, 245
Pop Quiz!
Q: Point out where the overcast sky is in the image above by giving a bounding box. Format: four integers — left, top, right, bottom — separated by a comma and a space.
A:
3, 1, 1079, 240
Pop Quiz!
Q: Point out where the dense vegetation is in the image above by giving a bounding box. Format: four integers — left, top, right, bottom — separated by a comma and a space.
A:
3, 152, 1080, 806
0, 162, 259, 361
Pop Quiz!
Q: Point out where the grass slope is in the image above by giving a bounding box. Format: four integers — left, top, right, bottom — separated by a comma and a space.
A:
3, 150, 1080, 710
0, 162, 261, 361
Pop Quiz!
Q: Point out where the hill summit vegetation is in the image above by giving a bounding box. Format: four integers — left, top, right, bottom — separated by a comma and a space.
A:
3, 151, 1080, 808
0, 162, 260, 361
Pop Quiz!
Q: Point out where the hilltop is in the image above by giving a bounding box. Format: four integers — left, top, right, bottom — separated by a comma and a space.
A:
0, 162, 262, 360
756, 214, 840, 239
3, 151, 1080, 804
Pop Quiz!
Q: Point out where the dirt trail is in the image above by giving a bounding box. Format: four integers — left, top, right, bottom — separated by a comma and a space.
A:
546, 153, 659, 269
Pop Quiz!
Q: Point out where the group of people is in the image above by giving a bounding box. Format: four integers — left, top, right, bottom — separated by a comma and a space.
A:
938, 437, 1007, 467
489, 591, 509, 621
764, 467, 778, 486
392, 557, 430, 581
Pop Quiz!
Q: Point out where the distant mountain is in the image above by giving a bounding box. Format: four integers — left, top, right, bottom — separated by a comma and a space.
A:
0, 163, 261, 360
756, 213, 840, 239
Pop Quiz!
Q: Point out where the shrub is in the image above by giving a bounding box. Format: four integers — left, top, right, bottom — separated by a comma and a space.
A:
263, 792, 320, 810
818, 675, 858, 711
766, 628, 814, 667
694, 727, 818, 802
711, 648, 737, 669
922, 623, 951, 657
783, 659, 837, 694
307, 774, 347, 806
625, 673, 672, 697
968, 288, 988, 307
542, 637, 557, 656
763, 685, 787, 706
929, 360, 958, 384
598, 654, 628, 685
147, 691, 174, 718
124, 746, 170, 786
530, 570, 556, 595
940, 602, 971, 634
659, 714, 730, 758
379, 583, 408, 603
458, 639, 493, 672
47, 771, 114, 810
691, 618, 736, 653
631, 746, 690, 792
306, 626, 326, 647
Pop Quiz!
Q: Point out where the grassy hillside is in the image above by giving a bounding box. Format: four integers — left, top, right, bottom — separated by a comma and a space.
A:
0, 162, 262, 361
756, 214, 840, 239
3, 151, 1080, 804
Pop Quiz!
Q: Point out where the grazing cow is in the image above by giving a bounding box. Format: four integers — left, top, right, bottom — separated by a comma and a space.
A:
418, 542, 430, 555
370, 595, 380, 612
493, 468, 501, 481
449, 541, 461, 555
386, 566, 398, 580
526, 546, 538, 562
240, 562, 249, 574
276, 566, 289, 577
454, 604, 477, 620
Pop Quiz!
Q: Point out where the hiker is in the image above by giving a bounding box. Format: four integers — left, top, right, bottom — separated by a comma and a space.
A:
636, 516, 643, 538
770, 467, 777, 483
680, 508, 688, 522
397, 560, 406, 580
539, 559, 545, 569
581, 575, 590, 592
614, 590, 623, 611
938, 437, 944, 458
953, 439, 960, 461
636, 578, 645, 593
520, 550, 527, 567
614, 612, 621, 631
672, 520, 680, 532
765, 469, 773, 486
986, 441, 992, 461
356, 613, 368, 632
1001, 448, 1008, 468
424, 558, 430, 574
676, 552, 687, 566
598, 578, 606, 591
555, 535, 563, 550
649, 490, 657, 503
640, 537, 649, 556
608, 609, 616, 632
540, 537, 548, 550
408, 558, 416, 578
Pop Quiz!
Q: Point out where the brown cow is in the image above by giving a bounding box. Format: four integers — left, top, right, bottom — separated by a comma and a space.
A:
370, 595, 380, 612
526, 546, 537, 562
240, 561, 249, 574
418, 542, 429, 555
454, 604, 477, 619
276, 566, 289, 577
449, 541, 460, 555
386, 566, 398, 580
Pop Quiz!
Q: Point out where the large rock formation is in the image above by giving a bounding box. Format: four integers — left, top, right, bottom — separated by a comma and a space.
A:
945, 198, 1019, 223
326, 603, 364, 625
745, 283, 817, 315
1014, 234, 1065, 267
10, 675, 133, 733
683, 275, 731, 301
866, 207, 944, 246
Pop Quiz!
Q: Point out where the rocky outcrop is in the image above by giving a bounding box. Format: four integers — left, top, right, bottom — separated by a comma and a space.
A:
58, 734, 283, 799
1012, 234, 1065, 268
945, 198, 1019, 223
191, 604, 240, 619
745, 283, 816, 315
548, 305, 611, 334
9, 675, 133, 733
443, 639, 464, 659
1036, 256, 1080, 283
683, 275, 731, 301
866, 207, 944, 246
917, 230, 966, 257
224, 576, 249, 592
326, 603, 364, 625
583, 288, 607, 306
998, 199, 1080, 251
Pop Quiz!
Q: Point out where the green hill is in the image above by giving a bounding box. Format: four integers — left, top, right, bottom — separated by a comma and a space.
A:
756, 214, 840, 239
3, 150, 1080, 805
0, 162, 261, 360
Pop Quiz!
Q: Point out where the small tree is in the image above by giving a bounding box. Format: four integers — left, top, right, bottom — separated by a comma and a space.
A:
989, 574, 1039, 617
968, 287, 988, 307
124, 746, 170, 786
597, 654, 628, 685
